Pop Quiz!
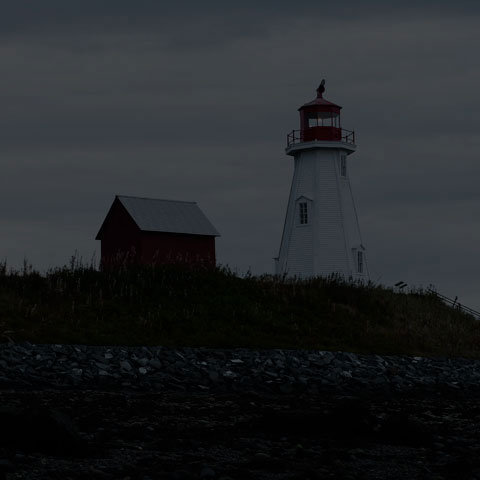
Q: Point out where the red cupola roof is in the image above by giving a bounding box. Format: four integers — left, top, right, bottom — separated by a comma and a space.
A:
299, 80, 342, 112
300, 96, 342, 109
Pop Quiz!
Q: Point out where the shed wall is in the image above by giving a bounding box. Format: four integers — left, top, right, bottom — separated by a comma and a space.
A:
140, 232, 216, 267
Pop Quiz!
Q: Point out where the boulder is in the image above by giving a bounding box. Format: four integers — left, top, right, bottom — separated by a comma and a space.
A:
0, 405, 90, 456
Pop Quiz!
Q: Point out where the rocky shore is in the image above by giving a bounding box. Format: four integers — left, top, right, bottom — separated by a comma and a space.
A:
1, 343, 480, 479
1, 342, 480, 395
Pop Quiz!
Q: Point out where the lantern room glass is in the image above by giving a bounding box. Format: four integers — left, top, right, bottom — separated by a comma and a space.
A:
307, 112, 340, 128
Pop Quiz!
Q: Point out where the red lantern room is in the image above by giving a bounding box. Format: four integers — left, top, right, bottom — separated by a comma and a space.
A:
287, 80, 355, 146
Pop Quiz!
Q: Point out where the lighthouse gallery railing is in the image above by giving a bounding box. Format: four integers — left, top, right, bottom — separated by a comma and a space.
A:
287, 128, 355, 147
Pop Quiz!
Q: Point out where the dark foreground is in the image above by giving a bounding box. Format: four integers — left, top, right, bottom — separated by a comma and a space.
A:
0, 388, 479, 480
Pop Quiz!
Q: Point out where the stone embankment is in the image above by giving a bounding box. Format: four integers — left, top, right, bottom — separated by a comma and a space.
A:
0, 342, 479, 395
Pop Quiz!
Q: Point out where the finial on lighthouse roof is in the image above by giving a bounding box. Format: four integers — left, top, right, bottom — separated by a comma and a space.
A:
317, 79, 326, 98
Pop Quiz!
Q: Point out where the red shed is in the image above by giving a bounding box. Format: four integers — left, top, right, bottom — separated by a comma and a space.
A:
95, 195, 220, 267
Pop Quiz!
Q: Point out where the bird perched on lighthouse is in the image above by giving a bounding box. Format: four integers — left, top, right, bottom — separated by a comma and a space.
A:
275, 80, 368, 280
317, 79, 326, 97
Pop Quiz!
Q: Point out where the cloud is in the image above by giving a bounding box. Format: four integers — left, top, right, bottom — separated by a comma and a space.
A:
1, 3, 480, 309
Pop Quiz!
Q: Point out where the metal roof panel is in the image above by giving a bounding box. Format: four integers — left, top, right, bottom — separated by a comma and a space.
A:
117, 195, 220, 237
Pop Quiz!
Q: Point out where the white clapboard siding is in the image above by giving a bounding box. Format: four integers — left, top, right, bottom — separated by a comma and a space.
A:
276, 141, 368, 280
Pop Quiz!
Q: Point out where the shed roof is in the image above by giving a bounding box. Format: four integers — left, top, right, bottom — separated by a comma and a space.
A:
97, 195, 220, 238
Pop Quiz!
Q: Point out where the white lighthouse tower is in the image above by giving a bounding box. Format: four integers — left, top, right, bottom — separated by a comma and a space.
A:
275, 80, 368, 280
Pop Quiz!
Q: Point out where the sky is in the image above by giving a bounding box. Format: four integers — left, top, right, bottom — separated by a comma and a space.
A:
1, 1, 480, 310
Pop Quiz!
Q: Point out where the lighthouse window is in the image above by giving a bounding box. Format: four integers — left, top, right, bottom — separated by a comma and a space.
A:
307, 113, 330, 128
340, 155, 347, 177
308, 113, 339, 128
357, 251, 363, 273
299, 202, 308, 225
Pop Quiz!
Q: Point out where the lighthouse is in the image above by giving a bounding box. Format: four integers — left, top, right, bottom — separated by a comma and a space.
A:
275, 81, 368, 280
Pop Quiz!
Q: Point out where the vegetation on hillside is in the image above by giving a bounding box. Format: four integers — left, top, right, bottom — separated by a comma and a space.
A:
0, 259, 479, 358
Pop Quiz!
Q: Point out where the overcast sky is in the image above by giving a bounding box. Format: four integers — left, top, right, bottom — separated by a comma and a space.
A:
1, 1, 480, 309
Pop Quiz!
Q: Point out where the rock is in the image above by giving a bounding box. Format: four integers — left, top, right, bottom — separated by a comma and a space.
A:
120, 360, 133, 371
279, 383, 293, 394
167, 470, 195, 480
378, 413, 433, 447
199, 465, 216, 478
0, 405, 90, 456
148, 358, 162, 369
0, 459, 15, 476
252, 452, 271, 465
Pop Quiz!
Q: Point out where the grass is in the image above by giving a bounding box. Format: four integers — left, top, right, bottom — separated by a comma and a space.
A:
0, 259, 479, 358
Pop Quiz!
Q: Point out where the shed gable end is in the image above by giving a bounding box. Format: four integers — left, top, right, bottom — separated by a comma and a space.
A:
95, 198, 140, 240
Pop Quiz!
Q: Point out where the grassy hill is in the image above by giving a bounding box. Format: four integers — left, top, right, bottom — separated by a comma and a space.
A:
0, 260, 479, 358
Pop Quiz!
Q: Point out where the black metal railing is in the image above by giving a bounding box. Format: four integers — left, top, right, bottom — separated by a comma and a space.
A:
287, 128, 355, 147
427, 288, 480, 320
